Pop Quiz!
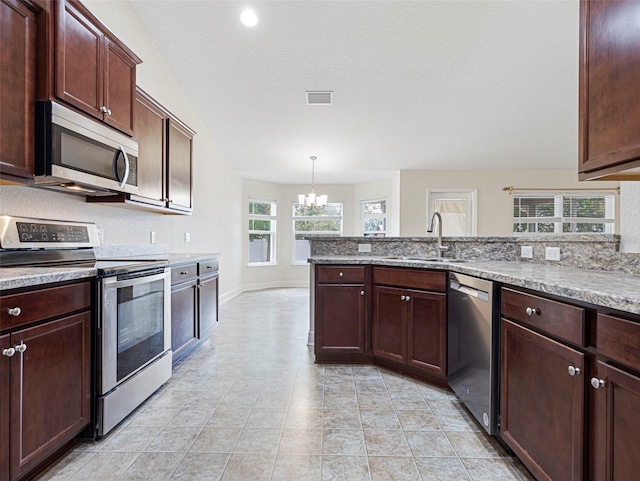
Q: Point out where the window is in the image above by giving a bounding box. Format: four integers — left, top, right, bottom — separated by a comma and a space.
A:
293, 202, 343, 263
513, 192, 615, 234
427, 189, 477, 236
248, 200, 276, 265
361, 199, 386, 237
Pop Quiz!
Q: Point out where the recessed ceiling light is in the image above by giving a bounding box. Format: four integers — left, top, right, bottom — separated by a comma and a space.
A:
240, 9, 258, 27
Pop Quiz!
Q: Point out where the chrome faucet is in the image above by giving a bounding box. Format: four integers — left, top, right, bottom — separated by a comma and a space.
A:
427, 212, 449, 257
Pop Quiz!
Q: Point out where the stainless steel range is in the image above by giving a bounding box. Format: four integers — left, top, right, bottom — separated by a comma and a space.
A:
0, 215, 172, 437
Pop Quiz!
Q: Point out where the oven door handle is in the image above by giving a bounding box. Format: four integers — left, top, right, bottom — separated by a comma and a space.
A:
103, 271, 168, 289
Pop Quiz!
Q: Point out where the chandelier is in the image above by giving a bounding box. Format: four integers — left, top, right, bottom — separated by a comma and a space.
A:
298, 156, 327, 210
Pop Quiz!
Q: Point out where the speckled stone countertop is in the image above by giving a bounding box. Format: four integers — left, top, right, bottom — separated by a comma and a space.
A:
0, 253, 220, 291
310, 256, 640, 315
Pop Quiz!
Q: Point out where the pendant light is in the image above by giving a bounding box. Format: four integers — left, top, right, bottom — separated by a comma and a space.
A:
298, 156, 328, 210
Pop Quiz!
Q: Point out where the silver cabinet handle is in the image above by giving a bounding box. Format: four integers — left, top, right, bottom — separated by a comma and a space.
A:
339, 272, 344, 277
590, 377, 605, 389
400, 295, 406, 301
180, 271, 189, 275
14, 343, 27, 353
360, 290, 365, 296
107, 108, 112, 115
7, 307, 21, 317
99, 105, 107, 113
525, 307, 539, 316
568, 366, 581, 376
405, 296, 411, 302
2, 348, 15, 357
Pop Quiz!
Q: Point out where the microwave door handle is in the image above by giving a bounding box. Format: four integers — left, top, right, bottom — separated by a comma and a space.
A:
116, 146, 130, 189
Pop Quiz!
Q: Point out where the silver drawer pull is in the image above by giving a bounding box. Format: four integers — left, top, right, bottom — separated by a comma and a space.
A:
525, 307, 539, 316
7, 307, 21, 317
180, 271, 189, 275
14, 343, 27, 353
360, 291, 365, 296
2, 348, 15, 357
400, 295, 406, 301
405, 296, 411, 302
339, 272, 344, 277
590, 377, 605, 389
567, 366, 580, 376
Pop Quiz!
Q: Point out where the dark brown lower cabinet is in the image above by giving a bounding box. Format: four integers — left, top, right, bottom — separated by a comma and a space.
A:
171, 277, 199, 363
1, 334, 9, 481
198, 271, 218, 340
592, 361, 640, 481
315, 284, 366, 356
500, 319, 585, 481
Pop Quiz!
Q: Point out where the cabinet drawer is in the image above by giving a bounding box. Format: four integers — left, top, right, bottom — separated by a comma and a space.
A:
1, 281, 91, 331
171, 263, 197, 283
199, 259, 219, 277
501, 288, 585, 346
316, 266, 365, 284
373, 267, 446, 292
597, 313, 640, 372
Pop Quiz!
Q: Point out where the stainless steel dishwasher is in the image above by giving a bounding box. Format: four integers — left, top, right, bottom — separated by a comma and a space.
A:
447, 272, 499, 435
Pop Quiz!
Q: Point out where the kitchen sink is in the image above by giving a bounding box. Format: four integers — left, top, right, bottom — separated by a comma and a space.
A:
383, 256, 470, 263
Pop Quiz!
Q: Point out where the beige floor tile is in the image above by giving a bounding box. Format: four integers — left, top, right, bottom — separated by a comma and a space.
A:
322, 429, 366, 456
363, 429, 412, 456
67, 452, 138, 481
460, 458, 523, 481
405, 431, 457, 457
245, 408, 287, 429
169, 452, 229, 481
207, 404, 252, 428
167, 406, 215, 428
120, 452, 184, 480
145, 426, 201, 452
321, 455, 371, 481
322, 409, 362, 429
368, 456, 421, 481
396, 410, 440, 431
434, 408, 482, 432
233, 428, 282, 454
359, 409, 402, 430
271, 454, 322, 480
284, 407, 323, 429
33, 451, 96, 480
129, 405, 181, 427
100, 425, 162, 452
356, 391, 394, 410
414, 457, 472, 481
220, 453, 275, 481
189, 427, 242, 453
446, 432, 508, 458
278, 429, 323, 455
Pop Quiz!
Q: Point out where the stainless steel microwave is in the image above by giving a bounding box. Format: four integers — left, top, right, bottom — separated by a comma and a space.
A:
34, 100, 139, 196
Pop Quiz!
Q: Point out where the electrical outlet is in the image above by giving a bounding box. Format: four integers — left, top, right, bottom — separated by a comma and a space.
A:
520, 246, 533, 259
358, 243, 372, 253
185, 232, 191, 243
97, 229, 104, 245
545, 247, 561, 261
150, 231, 157, 244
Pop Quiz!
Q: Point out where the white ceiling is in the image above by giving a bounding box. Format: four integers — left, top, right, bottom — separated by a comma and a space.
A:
127, 0, 579, 184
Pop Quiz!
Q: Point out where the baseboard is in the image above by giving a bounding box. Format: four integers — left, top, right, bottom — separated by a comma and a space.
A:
220, 281, 309, 305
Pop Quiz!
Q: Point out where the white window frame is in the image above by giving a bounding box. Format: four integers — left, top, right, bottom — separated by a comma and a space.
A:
248, 199, 277, 266
513, 192, 616, 235
292, 202, 344, 265
427, 189, 478, 236
360, 198, 387, 237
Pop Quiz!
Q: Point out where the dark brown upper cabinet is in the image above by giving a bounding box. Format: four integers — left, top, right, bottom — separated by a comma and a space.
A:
39, 0, 141, 136
579, 0, 640, 180
0, 0, 40, 185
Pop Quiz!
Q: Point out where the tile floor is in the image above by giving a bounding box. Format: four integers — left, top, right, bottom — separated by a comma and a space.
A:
36, 287, 534, 481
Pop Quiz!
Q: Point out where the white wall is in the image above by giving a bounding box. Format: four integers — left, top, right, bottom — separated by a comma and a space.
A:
0, 0, 244, 297
620, 182, 640, 253
399, 170, 620, 237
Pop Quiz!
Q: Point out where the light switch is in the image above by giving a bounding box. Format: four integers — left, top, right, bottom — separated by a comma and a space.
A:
520, 246, 533, 258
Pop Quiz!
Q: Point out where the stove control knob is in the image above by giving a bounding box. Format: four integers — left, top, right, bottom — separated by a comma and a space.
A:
7, 307, 21, 317
2, 348, 15, 357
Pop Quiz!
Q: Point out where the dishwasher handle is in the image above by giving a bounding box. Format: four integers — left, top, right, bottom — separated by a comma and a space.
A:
450, 280, 489, 301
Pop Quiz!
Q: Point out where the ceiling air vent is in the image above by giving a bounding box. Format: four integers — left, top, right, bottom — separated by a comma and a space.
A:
306, 91, 333, 105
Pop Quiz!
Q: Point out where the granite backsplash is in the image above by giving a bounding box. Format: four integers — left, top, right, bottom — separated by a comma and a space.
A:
309, 235, 640, 275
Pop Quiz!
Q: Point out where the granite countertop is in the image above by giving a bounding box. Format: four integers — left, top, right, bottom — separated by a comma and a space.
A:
0, 253, 220, 291
310, 256, 640, 315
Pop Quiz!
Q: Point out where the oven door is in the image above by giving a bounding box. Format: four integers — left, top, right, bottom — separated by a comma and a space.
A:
100, 269, 171, 395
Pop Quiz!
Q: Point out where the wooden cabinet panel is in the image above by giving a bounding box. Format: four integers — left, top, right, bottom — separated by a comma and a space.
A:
0, 334, 8, 481
316, 284, 366, 354
10, 312, 91, 479
55, 0, 102, 118
502, 287, 585, 346
501, 319, 585, 481
171, 263, 197, 284
171, 278, 198, 363
373, 267, 446, 292
373, 286, 406, 364
198, 274, 218, 340
407, 289, 446, 377
104, 38, 136, 135
593, 361, 640, 481
1, 281, 91, 330
167, 119, 193, 212
596, 313, 640, 372
0, 0, 38, 184
579, 0, 640, 180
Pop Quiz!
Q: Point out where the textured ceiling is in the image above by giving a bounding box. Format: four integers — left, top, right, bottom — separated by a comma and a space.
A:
127, 0, 579, 184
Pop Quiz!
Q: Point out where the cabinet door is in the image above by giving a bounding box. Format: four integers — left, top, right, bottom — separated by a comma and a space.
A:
0, 334, 9, 481
10, 312, 91, 479
55, 0, 103, 120
171, 279, 198, 363
104, 37, 136, 135
579, 0, 640, 179
593, 361, 640, 481
500, 319, 585, 481
315, 284, 366, 354
0, 0, 37, 184
373, 286, 406, 364
198, 274, 218, 340
407, 289, 446, 378
167, 119, 193, 212
133, 91, 167, 205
